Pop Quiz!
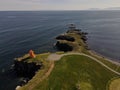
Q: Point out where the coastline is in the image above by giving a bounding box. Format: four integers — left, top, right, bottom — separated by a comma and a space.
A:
89, 50, 120, 65
15, 26, 120, 90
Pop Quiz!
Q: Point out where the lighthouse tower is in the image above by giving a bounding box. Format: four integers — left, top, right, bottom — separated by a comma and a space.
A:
29, 50, 36, 58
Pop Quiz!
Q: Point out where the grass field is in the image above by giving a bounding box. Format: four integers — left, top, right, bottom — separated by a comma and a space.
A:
87, 51, 120, 73
18, 31, 120, 90
66, 32, 120, 73
24, 55, 119, 90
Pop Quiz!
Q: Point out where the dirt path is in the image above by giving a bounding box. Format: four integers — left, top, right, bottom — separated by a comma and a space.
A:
47, 54, 62, 61
47, 52, 120, 75
27, 62, 54, 90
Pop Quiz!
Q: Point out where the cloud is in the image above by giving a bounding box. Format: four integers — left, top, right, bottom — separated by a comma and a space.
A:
19, 0, 69, 4
0, 0, 120, 10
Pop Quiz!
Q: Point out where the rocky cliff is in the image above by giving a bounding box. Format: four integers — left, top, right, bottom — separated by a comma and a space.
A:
14, 55, 43, 79
55, 41, 73, 52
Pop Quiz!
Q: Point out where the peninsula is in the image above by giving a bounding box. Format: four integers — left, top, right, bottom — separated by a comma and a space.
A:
15, 24, 120, 90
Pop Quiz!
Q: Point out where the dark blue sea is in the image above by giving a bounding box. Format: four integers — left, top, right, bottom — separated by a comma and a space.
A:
0, 11, 120, 90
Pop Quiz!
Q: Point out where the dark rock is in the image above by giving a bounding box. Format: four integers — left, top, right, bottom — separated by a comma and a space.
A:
55, 41, 73, 52
80, 32, 88, 42
81, 36, 87, 42
81, 32, 88, 35
66, 29, 81, 33
56, 35, 75, 42
14, 60, 43, 79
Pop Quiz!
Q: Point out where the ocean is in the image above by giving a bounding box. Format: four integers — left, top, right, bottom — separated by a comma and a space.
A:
0, 11, 120, 90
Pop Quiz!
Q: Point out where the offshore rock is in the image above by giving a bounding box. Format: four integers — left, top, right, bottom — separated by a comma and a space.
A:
56, 35, 75, 42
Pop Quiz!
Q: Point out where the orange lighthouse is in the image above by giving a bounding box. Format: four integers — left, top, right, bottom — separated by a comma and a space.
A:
29, 50, 36, 58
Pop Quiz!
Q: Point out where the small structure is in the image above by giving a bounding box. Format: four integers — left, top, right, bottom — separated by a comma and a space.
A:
29, 50, 36, 58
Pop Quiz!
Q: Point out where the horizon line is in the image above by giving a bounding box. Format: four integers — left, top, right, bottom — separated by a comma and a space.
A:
0, 9, 120, 11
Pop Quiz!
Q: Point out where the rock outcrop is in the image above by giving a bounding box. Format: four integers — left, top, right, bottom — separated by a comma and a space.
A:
56, 35, 75, 42
14, 56, 43, 79
55, 28, 88, 52
55, 41, 73, 52
67, 29, 81, 33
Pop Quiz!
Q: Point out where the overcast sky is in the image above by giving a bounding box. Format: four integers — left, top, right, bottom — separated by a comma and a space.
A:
0, 0, 120, 11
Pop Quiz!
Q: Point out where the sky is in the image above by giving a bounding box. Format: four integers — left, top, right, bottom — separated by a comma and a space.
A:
0, 0, 120, 11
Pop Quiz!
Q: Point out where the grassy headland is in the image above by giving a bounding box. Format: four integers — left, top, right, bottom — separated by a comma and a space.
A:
16, 28, 120, 90
21, 55, 119, 90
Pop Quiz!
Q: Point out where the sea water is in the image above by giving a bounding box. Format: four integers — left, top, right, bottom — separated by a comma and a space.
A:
0, 11, 120, 90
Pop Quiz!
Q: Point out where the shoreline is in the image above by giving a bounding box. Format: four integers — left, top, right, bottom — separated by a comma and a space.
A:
15, 26, 120, 90
89, 50, 120, 65
54, 26, 120, 66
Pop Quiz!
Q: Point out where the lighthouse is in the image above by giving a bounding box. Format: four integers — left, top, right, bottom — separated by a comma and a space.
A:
29, 50, 36, 58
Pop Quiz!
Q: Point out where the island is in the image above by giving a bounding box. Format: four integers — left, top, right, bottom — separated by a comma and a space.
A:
14, 24, 120, 90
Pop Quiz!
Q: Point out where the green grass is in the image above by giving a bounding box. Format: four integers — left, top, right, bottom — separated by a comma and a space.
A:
87, 51, 120, 73
55, 52, 65, 55
56, 31, 120, 73
18, 31, 120, 90
30, 55, 119, 90
26, 53, 50, 63
67, 32, 120, 73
